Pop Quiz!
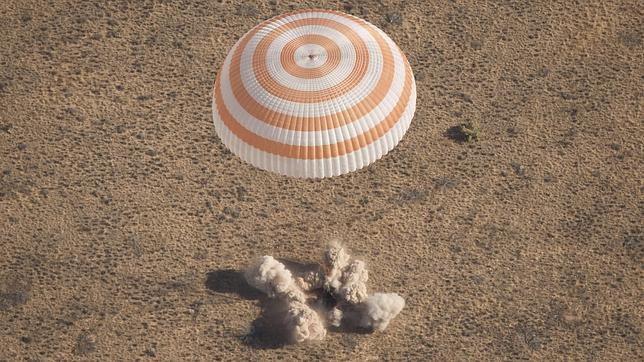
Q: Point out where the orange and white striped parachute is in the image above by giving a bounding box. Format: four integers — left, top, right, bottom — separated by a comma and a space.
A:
212, 9, 416, 178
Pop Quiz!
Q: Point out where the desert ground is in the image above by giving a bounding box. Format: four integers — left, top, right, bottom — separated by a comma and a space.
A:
0, 0, 642, 360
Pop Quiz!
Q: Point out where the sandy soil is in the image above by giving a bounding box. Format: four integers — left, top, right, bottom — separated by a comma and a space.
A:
0, 0, 642, 360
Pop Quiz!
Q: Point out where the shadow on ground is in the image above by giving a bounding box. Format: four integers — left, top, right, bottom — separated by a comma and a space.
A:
205, 269, 262, 300
445, 125, 470, 143
204, 268, 289, 349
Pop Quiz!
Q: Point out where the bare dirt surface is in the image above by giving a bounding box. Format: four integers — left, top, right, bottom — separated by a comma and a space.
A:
1, 0, 642, 360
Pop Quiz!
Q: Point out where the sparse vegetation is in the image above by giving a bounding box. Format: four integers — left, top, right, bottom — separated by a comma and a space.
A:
447, 121, 480, 143
459, 122, 480, 142
385, 12, 403, 25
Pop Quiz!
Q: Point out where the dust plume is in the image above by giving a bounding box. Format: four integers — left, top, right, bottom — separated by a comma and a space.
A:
359, 293, 406, 331
323, 241, 369, 305
244, 256, 326, 343
243, 242, 404, 344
